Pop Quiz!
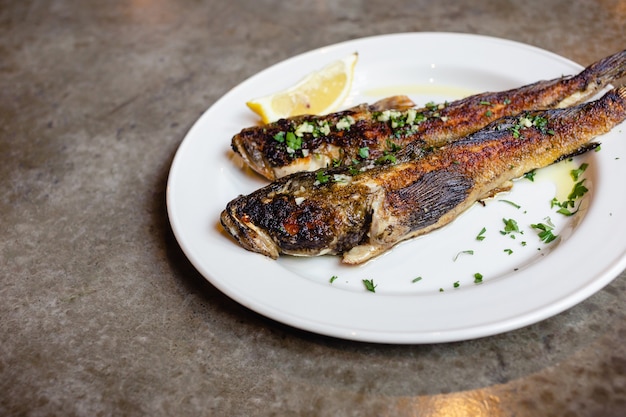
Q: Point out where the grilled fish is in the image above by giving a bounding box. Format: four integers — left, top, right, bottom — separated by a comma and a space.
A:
221, 86, 626, 265
232, 49, 626, 180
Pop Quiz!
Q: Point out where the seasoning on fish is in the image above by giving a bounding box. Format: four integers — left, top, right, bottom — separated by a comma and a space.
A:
220, 87, 626, 264
231, 49, 626, 180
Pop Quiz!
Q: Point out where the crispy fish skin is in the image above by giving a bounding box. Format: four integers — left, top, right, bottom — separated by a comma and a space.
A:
221, 87, 626, 264
232, 49, 626, 180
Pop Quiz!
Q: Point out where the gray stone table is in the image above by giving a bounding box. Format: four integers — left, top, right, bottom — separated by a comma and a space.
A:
2, 0, 625, 416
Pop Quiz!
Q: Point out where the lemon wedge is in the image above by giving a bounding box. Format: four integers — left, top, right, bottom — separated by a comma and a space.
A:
246, 52, 358, 123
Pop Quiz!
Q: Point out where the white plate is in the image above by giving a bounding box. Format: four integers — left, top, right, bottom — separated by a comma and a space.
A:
167, 33, 626, 343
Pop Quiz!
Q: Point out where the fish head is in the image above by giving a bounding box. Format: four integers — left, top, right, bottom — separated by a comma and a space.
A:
231, 133, 276, 180
220, 199, 280, 259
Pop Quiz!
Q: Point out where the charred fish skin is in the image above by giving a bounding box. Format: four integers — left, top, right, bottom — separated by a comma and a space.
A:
221, 87, 626, 264
231, 50, 626, 180
231, 95, 416, 180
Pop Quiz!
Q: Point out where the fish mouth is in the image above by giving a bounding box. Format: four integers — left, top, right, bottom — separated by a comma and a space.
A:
220, 200, 280, 259
231, 135, 275, 180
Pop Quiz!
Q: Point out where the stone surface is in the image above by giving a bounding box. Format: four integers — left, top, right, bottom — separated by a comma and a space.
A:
1, 0, 625, 416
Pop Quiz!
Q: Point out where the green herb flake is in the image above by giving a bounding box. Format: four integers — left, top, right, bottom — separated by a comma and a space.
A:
500, 218, 520, 235
315, 170, 330, 184
504, 248, 513, 255
358, 146, 370, 159
363, 279, 377, 293
453, 250, 474, 261
524, 170, 536, 181
412, 277, 423, 283
285, 131, 302, 151
453, 281, 460, 288
273, 131, 285, 143
330, 275, 338, 284
474, 273, 483, 284
570, 163, 589, 181
531, 218, 559, 243
476, 227, 487, 241
499, 199, 521, 209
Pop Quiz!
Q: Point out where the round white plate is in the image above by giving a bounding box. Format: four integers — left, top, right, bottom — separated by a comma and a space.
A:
166, 33, 626, 343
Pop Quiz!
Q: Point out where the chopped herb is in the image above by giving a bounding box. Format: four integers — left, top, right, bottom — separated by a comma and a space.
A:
453, 250, 474, 261
315, 170, 330, 184
358, 146, 370, 159
453, 281, 460, 288
474, 273, 483, 284
504, 248, 513, 255
503, 98, 512, 105
375, 153, 397, 165
499, 199, 521, 209
568, 179, 588, 200
273, 131, 285, 143
570, 163, 588, 181
330, 275, 338, 284
531, 218, 558, 243
476, 227, 487, 241
362, 279, 377, 293
500, 218, 521, 235
485, 110, 493, 117
439, 288, 444, 292
480, 100, 491, 106
524, 170, 536, 181
285, 131, 301, 151
412, 277, 423, 283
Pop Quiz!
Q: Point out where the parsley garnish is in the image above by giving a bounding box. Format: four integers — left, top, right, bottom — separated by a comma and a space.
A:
412, 277, 423, 283
330, 275, 338, 284
499, 199, 521, 209
504, 248, 513, 255
524, 170, 536, 181
453, 250, 474, 261
363, 279, 377, 293
531, 218, 558, 243
285, 131, 301, 151
315, 170, 330, 184
476, 227, 487, 241
474, 273, 483, 284
273, 131, 285, 143
453, 281, 460, 288
358, 146, 370, 159
375, 153, 397, 165
500, 218, 521, 236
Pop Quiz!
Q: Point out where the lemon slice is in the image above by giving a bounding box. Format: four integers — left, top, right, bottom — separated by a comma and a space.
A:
246, 52, 358, 123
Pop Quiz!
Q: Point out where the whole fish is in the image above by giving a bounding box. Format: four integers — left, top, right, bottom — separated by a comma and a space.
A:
232, 49, 626, 180
221, 86, 626, 265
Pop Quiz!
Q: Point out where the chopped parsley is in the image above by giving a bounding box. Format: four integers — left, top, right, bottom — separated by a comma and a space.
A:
531, 218, 558, 243
500, 218, 521, 237
524, 170, 536, 181
551, 163, 590, 216
453, 281, 460, 288
499, 199, 521, 209
474, 273, 483, 284
285, 131, 301, 152
273, 131, 285, 143
358, 146, 370, 159
412, 276, 423, 283
363, 279, 377, 293
476, 227, 487, 241
504, 248, 513, 255
315, 170, 330, 184
453, 250, 474, 261
330, 275, 338, 284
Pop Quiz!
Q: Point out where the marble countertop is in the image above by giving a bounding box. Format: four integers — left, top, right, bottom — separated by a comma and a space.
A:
2, 1, 625, 416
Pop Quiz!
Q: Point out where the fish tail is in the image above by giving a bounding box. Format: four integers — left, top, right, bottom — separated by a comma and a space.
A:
577, 49, 626, 87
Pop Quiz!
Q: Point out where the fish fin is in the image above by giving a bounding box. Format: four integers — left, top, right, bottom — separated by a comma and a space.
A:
372, 169, 473, 244
369, 95, 416, 112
